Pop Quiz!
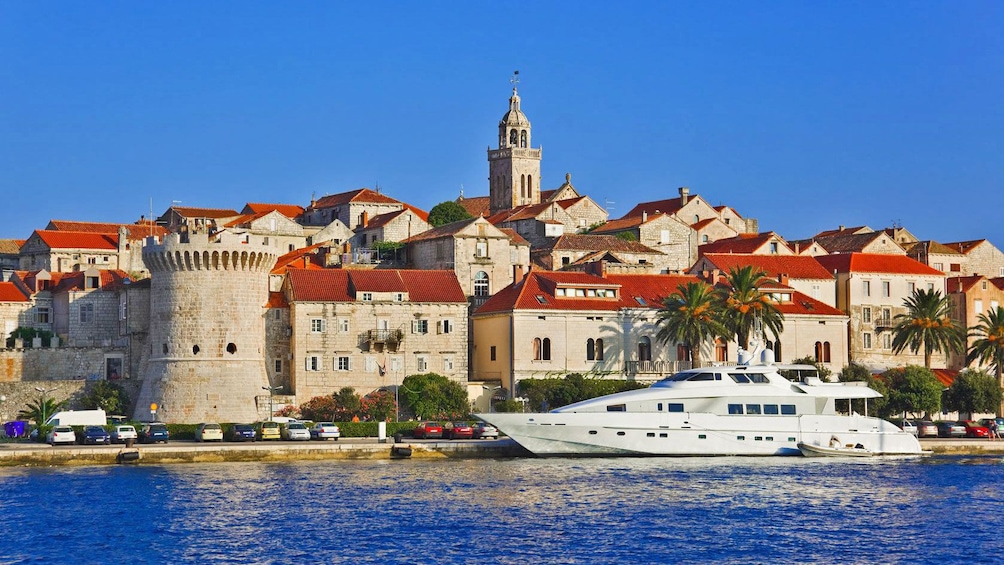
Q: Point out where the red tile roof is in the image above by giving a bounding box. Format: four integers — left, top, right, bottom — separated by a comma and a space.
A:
590, 213, 670, 235
698, 232, 789, 255
0, 239, 22, 254
942, 239, 988, 255
286, 269, 465, 303
32, 230, 118, 250
310, 189, 402, 209
698, 254, 833, 280
931, 369, 959, 387
622, 196, 694, 218
813, 226, 871, 238
271, 243, 329, 274
266, 291, 289, 308
691, 218, 720, 230
769, 290, 846, 317
903, 241, 965, 257
243, 203, 305, 219
456, 196, 490, 218
402, 203, 430, 222
0, 282, 29, 302
47, 220, 170, 240
170, 206, 241, 219
815, 253, 945, 275
50, 270, 135, 293
542, 234, 662, 254
363, 210, 407, 230
800, 232, 896, 254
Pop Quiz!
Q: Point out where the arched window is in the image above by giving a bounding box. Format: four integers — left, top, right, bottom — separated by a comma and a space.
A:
521, 175, 526, 199
510, 129, 518, 146
702, 234, 709, 243
638, 336, 652, 362
694, 214, 700, 224
542, 338, 551, 361
528, 175, 533, 196
595, 338, 604, 361
715, 338, 727, 362
474, 271, 489, 297
520, 130, 527, 147
823, 341, 831, 363
587, 338, 595, 361
814, 341, 823, 362
533, 338, 542, 360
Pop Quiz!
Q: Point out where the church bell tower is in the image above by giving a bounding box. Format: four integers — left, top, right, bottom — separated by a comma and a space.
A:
488, 71, 542, 215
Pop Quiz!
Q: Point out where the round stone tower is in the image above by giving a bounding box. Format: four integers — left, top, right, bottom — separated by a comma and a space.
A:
134, 231, 278, 423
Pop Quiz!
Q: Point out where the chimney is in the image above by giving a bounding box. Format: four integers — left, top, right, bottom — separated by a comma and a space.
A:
838, 225, 845, 232
642, 211, 648, 223
679, 186, 690, 206
778, 273, 789, 286
361, 211, 369, 228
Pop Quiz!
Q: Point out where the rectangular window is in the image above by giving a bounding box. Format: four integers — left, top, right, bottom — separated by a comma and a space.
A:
86, 276, 99, 289
882, 281, 891, 297
812, 285, 820, 299
862, 307, 872, 323
119, 295, 127, 320
337, 356, 350, 371
416, 356, 428, 372
438, 319, 453, 334
745, 404, 762, 415
394, 293, 404, 302
490, 346, 497, 361
728, 404, 743, 415
863, 332, 872, 349
950, 263, 961, 272
781, 405, 796, 415
975, 300, 984, 316
36, 307, 50, 324
908, 282, 916, 294
412, 320, 428, 334
992, 300, 1000, 312
79, 303, 94, 323
361, 292, 373, 301
928, 283, 935, 291
435, 241, 444, 260
443, 357, 454, 371
306, 356, 320, 371
475, 240, 488, 258
606, 404, 626, 412
863, 280, 871, 297
882, 333, 892, 350
763, 404, 779, 415
339, 319, 350, 333
365, 357, 376, 372
667, 403, 684, 413
933, 262, 944, 271
310, 319, 325, 333
274, 359, 282, 373
660, 230, 670, 244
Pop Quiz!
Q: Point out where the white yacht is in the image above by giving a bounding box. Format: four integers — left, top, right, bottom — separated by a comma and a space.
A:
480, 351, 923, 457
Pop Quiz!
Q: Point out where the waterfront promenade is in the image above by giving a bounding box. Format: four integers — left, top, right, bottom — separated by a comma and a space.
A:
1, 437, 1000, 466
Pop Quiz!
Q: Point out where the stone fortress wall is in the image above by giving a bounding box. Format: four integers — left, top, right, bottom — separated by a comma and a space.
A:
133, 232, 278, 423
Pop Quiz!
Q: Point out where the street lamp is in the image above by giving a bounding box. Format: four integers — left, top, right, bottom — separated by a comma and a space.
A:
34, 386, 58, 425
262, 385, 282, 421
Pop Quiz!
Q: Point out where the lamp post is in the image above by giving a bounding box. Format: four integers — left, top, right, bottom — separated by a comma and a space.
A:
34, 386, 58, 425
1, 394, 6, 422
262, 386, 282, 421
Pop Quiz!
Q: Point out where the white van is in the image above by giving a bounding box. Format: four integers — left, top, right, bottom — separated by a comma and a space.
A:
44, 409, 107, 427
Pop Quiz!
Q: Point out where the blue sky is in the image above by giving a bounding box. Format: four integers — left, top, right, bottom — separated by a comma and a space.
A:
2, 3, 1002, 246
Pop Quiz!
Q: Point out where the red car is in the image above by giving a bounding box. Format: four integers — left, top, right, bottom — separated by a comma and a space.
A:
443, 422, 474, 440
412, 422, 443, 439
963, 421, 990, 438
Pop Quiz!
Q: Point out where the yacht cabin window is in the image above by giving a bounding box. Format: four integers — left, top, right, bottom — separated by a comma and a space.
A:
745, 404, 762, 415
729, 373, 751, 383
606, 404, 626, 412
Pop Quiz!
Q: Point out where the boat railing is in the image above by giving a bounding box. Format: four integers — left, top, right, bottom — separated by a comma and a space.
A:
624, 360, 692, 376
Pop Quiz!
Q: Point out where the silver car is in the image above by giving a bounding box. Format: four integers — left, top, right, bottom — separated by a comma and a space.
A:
282, 422, 311, 441
472, 422, 499, 439
47, 426, 77, 445
309, 422, 340, 441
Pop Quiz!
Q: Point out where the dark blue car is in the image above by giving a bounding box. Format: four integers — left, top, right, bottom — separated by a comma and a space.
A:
82, 426, 111, 445
139, 423, 169, 444
227, 423, 256, 442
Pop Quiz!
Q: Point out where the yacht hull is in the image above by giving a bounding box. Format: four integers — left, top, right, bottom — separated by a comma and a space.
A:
478, 412, 923, 457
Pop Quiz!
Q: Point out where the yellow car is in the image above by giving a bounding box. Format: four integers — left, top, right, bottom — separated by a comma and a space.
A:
256, 421, 281, 441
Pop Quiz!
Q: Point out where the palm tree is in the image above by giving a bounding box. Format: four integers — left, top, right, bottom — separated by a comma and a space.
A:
967, 305, 1004, 386
890, 288, 965, 368
18, 396, 64, 426
717, 266, 784, 350
656, 281, 727, 368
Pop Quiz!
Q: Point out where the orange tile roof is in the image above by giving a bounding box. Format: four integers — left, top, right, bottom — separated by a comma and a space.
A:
590, 214, 669, 234
33, 230, 118, 250
456, 196, 490, 217
170, 206, 241, 219
0, 239, 22, 254
271, 243, 329, 274
543, 234, 662, 254
46, 220, 170, 240
691, 218, 720, 230
243, 203, 305, 219
815, 253, 944, 275
622, 196, 695, 218
931, 369, 958, 387
266, 291, 289, 308
803, 232, 892, 254
942, 239, 988, 255
50, 269, 135, 292
402, 203, 430, 222
286, 269, 465, 303
903, 240, 965, 256
310, 188, 402, 209
698, 254, 833, 280
698, 232, 788, 255
770, 290, 846, 317
0, 282, 29, 302
401, 217, 481, 243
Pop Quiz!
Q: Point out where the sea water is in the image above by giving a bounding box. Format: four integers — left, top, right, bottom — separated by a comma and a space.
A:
1, 456, 1001, 564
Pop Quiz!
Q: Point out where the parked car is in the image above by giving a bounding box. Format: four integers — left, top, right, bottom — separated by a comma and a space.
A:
897, 420, 918, 437
979, 418, 1004, 436
963, 421, 990, 438
195, 423, 224, 442
256, 421, 281, 441
443, 422, 474, 440
937, 421, 966, 438
47, 426, 77, 446
227, 424, 256, 442
309, 422, 340, 441
110, 425, 137, 443
139, 423, 170, 444
472, 422, 499, 440
81, 425, 111, 445
282, 422, 311, 441
914, 421, 938, 438
413, 422, 443, 439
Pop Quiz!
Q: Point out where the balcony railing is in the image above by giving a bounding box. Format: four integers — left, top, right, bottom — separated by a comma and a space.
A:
363, 329, 404, 352
624, 360, 692, 377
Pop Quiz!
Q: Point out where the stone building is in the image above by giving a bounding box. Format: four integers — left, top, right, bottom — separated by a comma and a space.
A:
156, 206, 242, 234
354, 206, 430, 248
946, 275, 1004, 371
0, 281, 30, 345
790, 229, 908, 256
691, 253, 837, 307
622, 187, 758, 238
944, 239, 1004, 278
488, 85, 542, 215
403, 216, 530, 300
283, 268, 469, 403
487, 196, 608, 248
301, 188, 407, 231
815, 253, 946, 370
531, 234, 668, 273
590, 212, 697, 272
134, 231, 279, 423
19, 231, 120, 273
223, 210, 309, 255
48, 269, 131, 349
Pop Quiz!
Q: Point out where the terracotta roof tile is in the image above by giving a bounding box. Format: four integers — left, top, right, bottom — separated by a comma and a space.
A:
310, 189, 401, 209
50, 269, 135, 293
498, 228, 530, 247
0, 282, 29, 302
698, 254, 833, 280
47, 220, 170, 240
543, 234, 662, 254
348, 270, 408, 293
397, 270, 467, 302
363, 209, 407, 230
286, 269, 465, 303
804, 232, 897, 254
698, 232, 788, 255
266, 291, 289, 308
0, 239, 22, 254
271, 243, 329, 274
287, 269, 352, 301
815, 253, 944, 275
622, 196, 695, 218
942, 239, 988, 255
456, 196, 490, 217
401, 217, 480, 243
402, 203, 430, 222
243, 203, 305, 219
33, 230, 118, 250
903, 240, 965, 256
170, 206, 241, 219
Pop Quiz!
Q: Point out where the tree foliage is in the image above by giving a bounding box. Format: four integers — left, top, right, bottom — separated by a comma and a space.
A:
655, 281, 727, 368
879, 366, 943, 418
717, 266, 784, 350
614, 231, 638, 242
299, 395, 338, 422
891, 288, 965, 368
6, 327, 53, 348
427, 201, 473, 227
400, 373, 469, 420
839, 362, 888, 416
944, 369, 1002, 417
781, 356, 833, 381
516, 373, 646, 412
331, 387, 362, 421
967, 305, 1004, 384
80, 380, 130, 415
18, 396, 65, 425
360, 389, 397, 421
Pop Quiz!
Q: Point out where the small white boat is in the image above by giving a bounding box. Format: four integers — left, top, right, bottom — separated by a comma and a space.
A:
797, 440, 873, 457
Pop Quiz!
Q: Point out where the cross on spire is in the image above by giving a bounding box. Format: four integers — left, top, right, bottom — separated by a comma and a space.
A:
510, 70, 520, 90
